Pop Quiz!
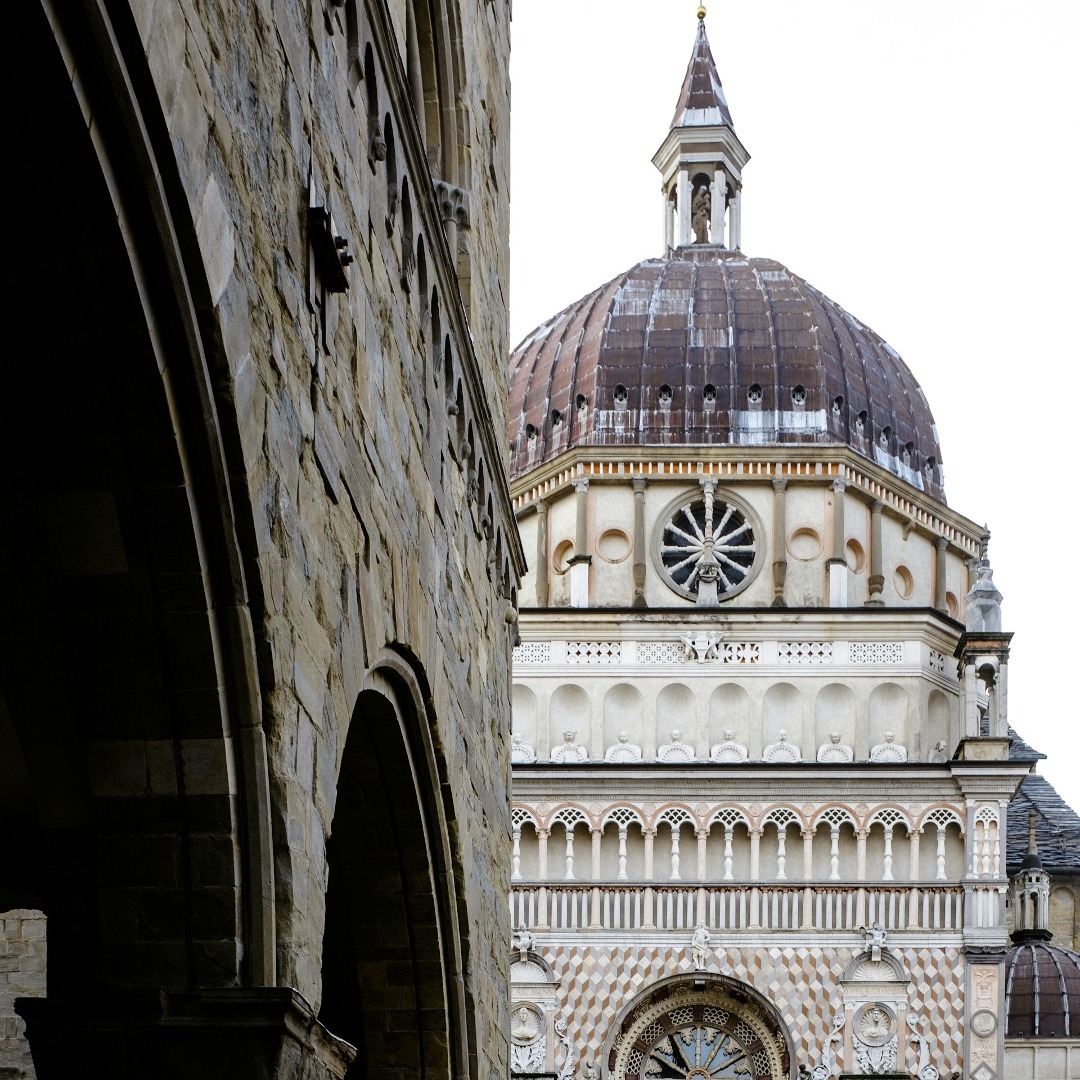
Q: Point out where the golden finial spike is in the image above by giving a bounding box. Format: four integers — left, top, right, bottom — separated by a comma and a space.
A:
697, 5, 707, 20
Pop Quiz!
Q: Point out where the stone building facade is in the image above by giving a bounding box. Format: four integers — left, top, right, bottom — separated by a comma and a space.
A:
506, 17, 1078, 1080
1, 1, 520, 1078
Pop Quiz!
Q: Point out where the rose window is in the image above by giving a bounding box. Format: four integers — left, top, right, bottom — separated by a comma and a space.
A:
608, 984, 788, 1080
658, 489, 757, 602
642, 1021, 761, 1080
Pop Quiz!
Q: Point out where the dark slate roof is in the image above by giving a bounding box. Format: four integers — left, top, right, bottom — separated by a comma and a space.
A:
1008, 771, 1080, 876
671, 20, 734, 130
1006, 941, 1080, 1037
1009, 725, 1047, 762
508, 248, 944, 499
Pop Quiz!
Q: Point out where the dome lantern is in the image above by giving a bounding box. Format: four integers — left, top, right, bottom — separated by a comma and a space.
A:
653, 16, 749, 251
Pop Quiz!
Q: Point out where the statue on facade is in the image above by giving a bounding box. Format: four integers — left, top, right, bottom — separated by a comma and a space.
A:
864, 921, 887, 962
763, 730, 802, 762
928, 739, 948, 763
657, 730, 695, 762
512, 923, 537, 957
604, 732, 643, 762
711, 729, 748, 762
817, 732, 853, 763
512, 733, 536, 763
690, 922, 711, 970
551, 730, 588, 763
691, 184, 711, 244
870, 732, 907, 762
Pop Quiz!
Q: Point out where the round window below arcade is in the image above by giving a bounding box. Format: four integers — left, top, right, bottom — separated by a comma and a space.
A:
652, 489, 762, 602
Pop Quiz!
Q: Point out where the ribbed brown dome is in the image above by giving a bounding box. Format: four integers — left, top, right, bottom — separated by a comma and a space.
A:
508, 248, 945, 499
1005, 942, 1080, 1037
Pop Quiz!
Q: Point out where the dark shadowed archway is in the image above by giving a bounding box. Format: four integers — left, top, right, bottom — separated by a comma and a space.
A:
2, 2, 281, 1074
319, 668, 467, 1080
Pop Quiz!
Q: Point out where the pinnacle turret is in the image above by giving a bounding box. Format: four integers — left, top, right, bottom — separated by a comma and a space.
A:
653, 15, 749, 251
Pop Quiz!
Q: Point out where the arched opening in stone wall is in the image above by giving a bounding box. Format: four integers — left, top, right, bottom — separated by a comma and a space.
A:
319, 685, 457, 1080
605, 974, 793, 1080
2, 4, 278, 1072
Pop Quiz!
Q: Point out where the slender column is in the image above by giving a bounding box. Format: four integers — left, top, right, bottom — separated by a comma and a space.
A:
802, 831, 814, 880
617, 827, 628, 881
591, 828, 602, 880
827, 478, 848, 606
632, 478, 647, 607
829, 826, 841, 881
568, 478, 591, 607
856, 831, 867, 881
663, 187, 674, 253
936, 826, 947, 881
866, 499, 885, 606
696, 830, 708, 882
963, 661, 980, 737
750, 829, 761, 880
711, 169, 725, 246
512, 828, 522, 882
643, 829, 655, 880
534, 499, 550, 606
670, 827, 682, 881
910, 829, 921, 882
723, 828, 734, 881
564, 828, 576, 880
677, 168, 692, 246
404, 4, 425, 122
729, 185, 743, 250
993, 660, 1009, 737
776, 827, 788, 881
771, 478, 788, 607
882, 826, 895, 881
537, 829, 549, 879
933, 535, 948, 613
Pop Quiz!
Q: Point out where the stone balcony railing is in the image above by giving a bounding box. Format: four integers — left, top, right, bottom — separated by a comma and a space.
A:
509, 881, 999, 934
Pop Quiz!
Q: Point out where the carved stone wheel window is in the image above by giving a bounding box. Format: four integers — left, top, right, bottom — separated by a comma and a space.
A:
656, 487, 759, 603
643, 1018, 757, 1079
608, 983, 789, 1080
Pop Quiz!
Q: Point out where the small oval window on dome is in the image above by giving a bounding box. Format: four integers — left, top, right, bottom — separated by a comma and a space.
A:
856, 410, 868, 436
747, 383, 763, 405
903, 441, 915, 466
925, 456, 937, 478
791, 385, 806, 406
551, 409, 562, 428
614, 384, 628, 407
658, 384, 673, 407
879, 425, 892, 451
832, 395, 844, 419
702, 383, 716, 405
526, 423, 536, 442
576, 393, 588, 413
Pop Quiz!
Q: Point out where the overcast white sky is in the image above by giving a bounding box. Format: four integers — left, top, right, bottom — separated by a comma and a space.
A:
509, 2, 1080, 807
